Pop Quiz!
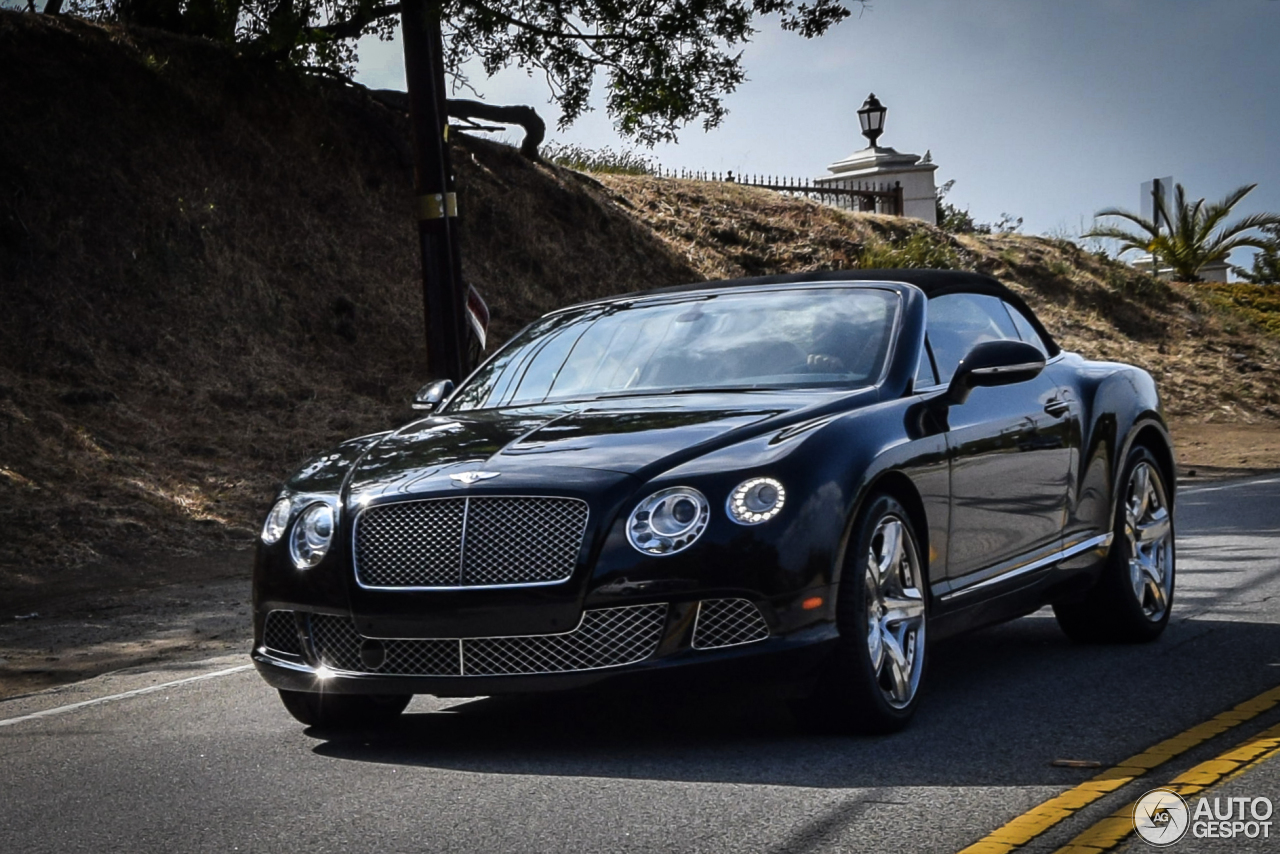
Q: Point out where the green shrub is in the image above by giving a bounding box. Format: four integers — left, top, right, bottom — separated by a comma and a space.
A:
1196, 282, 1280, 336
859, 231, 963, 270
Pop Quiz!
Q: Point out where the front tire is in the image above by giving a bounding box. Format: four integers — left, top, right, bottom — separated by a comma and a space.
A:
278, 690, 412, 729
794, 494, 928, 734
1054, 445, 1175, 643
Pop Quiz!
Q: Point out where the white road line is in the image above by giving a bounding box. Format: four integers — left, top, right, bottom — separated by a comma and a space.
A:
1181, 476, 1280, 495
0, 664, 252, 728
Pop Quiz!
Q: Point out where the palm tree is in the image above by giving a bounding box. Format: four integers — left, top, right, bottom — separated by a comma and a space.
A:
1084, 183, 1280, 281
1235, 224, 1280, 284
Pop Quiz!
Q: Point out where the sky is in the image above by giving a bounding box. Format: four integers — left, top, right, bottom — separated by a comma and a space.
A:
354, 0, 1280, 265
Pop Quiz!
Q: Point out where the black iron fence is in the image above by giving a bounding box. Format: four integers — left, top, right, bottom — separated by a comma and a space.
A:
655, 168, 904, 216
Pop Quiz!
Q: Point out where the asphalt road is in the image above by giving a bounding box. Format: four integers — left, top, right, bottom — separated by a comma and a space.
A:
2, 475, 1279, 854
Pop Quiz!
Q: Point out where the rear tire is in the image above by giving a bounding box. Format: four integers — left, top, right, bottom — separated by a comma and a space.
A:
792, 494, 928, 734
1054, 445, 1174, 643
278, 690, 411, 729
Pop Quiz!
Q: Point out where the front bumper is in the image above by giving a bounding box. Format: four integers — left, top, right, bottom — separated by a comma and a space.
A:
252, 596, 838, 698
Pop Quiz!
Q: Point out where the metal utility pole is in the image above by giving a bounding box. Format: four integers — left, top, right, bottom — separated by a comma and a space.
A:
1151, 178, 1161, 275
400, 0, 467, 382
1144, 176, 1172, 277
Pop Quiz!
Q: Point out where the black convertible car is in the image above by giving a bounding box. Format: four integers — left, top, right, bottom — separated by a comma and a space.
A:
252, 269, 1175, 732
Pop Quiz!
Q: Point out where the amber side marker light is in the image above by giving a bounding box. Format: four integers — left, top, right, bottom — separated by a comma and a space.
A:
802, 597, 824, 610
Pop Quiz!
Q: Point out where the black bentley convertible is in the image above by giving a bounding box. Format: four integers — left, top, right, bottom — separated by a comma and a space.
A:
252, 270, 1175, 732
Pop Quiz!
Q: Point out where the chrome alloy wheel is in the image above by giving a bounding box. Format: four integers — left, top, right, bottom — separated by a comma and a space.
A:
863, 514, 926, 709
1124, 461, 1173, 622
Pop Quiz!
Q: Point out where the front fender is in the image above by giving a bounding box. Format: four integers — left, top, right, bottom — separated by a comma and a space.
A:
1066, 356, 1172, 537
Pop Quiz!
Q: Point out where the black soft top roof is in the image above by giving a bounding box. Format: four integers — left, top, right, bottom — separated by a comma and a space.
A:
624, 268, 1060, 356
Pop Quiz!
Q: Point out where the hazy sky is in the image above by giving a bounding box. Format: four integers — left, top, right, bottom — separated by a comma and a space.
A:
355, 0, 1280, 261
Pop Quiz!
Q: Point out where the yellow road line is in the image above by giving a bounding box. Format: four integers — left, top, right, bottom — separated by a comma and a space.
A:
1220, 725, 1280, 787
957, 685, 1280, 854
1053, 720, 1280, 853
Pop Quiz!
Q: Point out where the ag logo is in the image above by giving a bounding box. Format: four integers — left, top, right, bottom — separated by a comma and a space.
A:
1134, 788, 1190, 846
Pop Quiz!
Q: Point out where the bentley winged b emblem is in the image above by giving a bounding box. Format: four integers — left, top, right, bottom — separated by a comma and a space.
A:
449, 470, 501, 486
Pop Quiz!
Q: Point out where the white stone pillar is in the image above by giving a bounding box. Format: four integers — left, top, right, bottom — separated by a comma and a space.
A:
815, 146, 938, 225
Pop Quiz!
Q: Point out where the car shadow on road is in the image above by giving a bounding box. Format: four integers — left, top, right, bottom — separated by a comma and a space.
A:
309, 608, 1280, 789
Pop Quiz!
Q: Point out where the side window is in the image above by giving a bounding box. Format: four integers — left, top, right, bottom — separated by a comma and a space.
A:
1003, 302, 1050, 357
925, 293, 1021, 384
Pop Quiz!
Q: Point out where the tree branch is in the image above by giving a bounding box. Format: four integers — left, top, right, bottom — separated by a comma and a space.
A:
447, 99, 546, 159
462, 0, 636, 43
370, 90, 547, 160
307, 0, 400, 40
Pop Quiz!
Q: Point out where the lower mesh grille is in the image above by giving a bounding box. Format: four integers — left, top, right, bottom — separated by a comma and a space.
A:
691, 598, 770, 649
263, 610, 303, 657
463, 606, 667, 675
306, 604, 668, 677
310, 615, 460, 675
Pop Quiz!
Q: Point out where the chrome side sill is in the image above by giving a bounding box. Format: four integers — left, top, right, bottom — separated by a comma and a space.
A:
941, 532, 1113, 601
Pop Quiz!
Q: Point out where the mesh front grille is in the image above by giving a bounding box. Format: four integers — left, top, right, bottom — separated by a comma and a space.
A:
463, 605, 667, 675
304, 605, 667, 677
383, 637, 461, 676
354, 498, 466, 587
311, 614, 462, 676
354, 496, 589, 588
309, 613, 365, 671
263, 610, 302, 657
462, 498, 589, 586
692, 599, 770, 650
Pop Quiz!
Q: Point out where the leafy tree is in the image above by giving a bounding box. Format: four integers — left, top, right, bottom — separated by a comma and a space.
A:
1084, 183, 1280, 282
1234, 224, 1280, 285
52, 0, 861, 145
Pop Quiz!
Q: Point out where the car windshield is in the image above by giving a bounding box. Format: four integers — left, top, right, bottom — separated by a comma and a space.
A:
447, 287, 899, 411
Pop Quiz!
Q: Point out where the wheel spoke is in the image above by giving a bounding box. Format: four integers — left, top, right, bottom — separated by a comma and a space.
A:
865, 564, 884, 669
882, 595, 925, 624
1140, 550, 1165, 584
881, 631, 912, 703
877, 520, 903, 579
867, 620, 884, 670
1136, 509, 1171, 545
1141, 550, 1172, 604
1143, 566, 1168, 612
1131, 464, 1151, 519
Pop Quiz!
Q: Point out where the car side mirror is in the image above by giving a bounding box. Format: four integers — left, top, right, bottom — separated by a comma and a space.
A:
412, 379, 455, 412
946, 340, 1045, 406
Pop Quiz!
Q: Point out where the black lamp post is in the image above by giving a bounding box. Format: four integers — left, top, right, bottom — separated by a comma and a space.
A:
858, 92, 887, 148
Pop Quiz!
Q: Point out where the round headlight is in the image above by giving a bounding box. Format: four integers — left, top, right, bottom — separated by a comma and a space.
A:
727, 477, 786, 525
261, 497, 292, 544
290, 502, 335, 569
627, 487, 710, 556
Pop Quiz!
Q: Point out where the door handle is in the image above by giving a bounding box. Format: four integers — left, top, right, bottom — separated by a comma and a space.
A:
1044, 397, 1070, 417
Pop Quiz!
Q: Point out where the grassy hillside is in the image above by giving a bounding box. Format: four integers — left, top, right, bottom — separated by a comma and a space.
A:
2, 10, 1278, 606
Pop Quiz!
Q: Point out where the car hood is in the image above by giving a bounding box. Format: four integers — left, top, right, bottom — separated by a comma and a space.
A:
343, 390, 870, 500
